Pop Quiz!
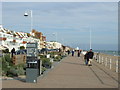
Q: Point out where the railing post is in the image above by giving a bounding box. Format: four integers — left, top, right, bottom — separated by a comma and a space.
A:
99, 55, 101, 63
102, 57, 104, 64
110, 59, 112, 69
116, 60, 118, 73
105, 57, 107, 67
97, 54, 99, 63
96, 55, 99, 62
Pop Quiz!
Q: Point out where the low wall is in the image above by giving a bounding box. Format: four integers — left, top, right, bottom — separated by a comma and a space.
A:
93, 53, 119, 73
12, 54, 26, 65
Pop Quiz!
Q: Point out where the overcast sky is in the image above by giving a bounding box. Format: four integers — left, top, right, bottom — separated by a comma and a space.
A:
1, 2, 118, 50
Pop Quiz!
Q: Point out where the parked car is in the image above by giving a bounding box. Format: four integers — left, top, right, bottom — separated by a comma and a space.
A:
40, 48, 48, 54
48, 49, 59, 52
15, 49, 27, 55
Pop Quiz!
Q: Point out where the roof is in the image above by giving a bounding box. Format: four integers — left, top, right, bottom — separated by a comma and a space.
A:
0, 45, 8, 50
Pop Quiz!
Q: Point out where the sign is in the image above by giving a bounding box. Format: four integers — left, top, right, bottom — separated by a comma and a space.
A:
27, 43, 37, 48
26, 43, 38, 57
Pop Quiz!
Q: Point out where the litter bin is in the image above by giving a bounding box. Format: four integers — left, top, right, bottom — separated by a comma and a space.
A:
26, 43, 42, 83
26, 60, 38, 83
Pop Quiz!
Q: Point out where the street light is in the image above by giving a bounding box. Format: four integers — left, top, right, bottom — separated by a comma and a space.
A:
90, 26, 91, 49
24, 10, 33, 32
86, 25, 92, 49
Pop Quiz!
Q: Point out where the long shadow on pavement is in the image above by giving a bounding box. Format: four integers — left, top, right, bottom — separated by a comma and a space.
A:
13, 77, 26, 83
63, 61, 85, 66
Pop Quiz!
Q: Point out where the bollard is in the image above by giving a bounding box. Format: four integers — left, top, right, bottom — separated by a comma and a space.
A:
105, 57, 107, 67
97, 54, 99, 63
97, 54, 99, 62
95, 55, 96, 60
116, 60, 118, 73
102, 57, 104, 64
40, 60, 42, 75
99, 55, 101, 63
110, 59, 112, 69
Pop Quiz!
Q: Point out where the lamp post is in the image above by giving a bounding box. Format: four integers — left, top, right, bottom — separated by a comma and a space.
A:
86, 25, 92, 50
90, 26, 91, 49
24, 10, 33, 32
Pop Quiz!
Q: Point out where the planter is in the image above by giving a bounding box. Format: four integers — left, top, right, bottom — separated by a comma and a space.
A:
22, 41, 27, 44
3, 37, 7, 41
13, 40, 16, 43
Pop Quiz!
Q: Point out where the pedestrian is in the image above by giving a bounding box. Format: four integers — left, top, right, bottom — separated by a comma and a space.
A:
11, 48, 16, 57
77, 50, 81, 57
84, 51, 89, 65
67, 50, 70, 55
59, 48, 61, 52
72, 49, 74, 56
87, 49, 94, 66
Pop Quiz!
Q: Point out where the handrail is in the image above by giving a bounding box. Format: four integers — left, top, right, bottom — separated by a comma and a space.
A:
93, 52, 119, 73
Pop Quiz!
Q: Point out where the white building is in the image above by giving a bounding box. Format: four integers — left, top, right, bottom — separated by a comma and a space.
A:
46, 41, 62, 49
0, 25, 41, 51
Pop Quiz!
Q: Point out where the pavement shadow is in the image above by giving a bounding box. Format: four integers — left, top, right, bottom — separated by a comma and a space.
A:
63, 62, 85, 66
89, 66, 117, 87
13, 77, 26, 82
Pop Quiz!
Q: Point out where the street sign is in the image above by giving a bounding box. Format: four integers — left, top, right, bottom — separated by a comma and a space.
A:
26, 43, 38, 57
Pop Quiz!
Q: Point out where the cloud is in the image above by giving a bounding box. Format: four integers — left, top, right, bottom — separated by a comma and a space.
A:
2, 2, 118, 49
2, 0, 120, 2
0, 2, 2, 24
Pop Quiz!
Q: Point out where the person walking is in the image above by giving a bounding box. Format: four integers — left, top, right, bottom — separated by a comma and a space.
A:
67, 50, 70, 55
11, 48, 16, 57
84, 51, 89, 65
87, 49, 94, 66
72, 50, 74, 56
77, 50, 81, 57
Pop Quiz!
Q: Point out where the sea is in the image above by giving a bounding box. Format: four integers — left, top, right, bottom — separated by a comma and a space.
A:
93, 50, 119, 56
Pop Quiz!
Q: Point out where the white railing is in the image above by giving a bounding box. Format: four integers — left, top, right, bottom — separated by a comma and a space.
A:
94, 53, 119, 73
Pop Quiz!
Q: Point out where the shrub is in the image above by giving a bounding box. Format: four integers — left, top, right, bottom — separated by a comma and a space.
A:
54, 56, 62, 62
16, 63, 26, 75
2, 49, 9, 53
20, 46, 25, 50
6, 64, 26, 77
42, 58, 52, 69
39, 55, 46, 58
6, 66, 18, 77
41, 67, 46, 74
4, 54, 12, 65
0, 57, 2, 75
2, 55, 13, 76
16, 67, 25, 76
2, 54, 26, 77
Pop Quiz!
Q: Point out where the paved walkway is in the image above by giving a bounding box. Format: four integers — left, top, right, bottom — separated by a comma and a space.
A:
2, 53, 118, 88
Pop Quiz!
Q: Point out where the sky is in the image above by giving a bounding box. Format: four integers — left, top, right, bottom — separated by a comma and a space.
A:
1, 2, 118, 50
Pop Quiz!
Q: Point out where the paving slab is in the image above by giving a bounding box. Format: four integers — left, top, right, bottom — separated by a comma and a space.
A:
2, 53, 118, 88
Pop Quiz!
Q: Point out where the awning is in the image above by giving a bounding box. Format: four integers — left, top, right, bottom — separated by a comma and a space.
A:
0, 45, 8, 50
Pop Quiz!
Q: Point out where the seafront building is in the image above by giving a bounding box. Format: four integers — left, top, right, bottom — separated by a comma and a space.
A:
0, 25, 64, 52
46, 41, 62, 49
30, 29, 46, 49
0, 25, 44, 51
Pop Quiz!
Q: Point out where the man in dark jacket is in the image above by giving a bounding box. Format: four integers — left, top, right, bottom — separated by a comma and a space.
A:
84, 51, 89, 65
11, 48, 15, 57
87, 49, 94, 66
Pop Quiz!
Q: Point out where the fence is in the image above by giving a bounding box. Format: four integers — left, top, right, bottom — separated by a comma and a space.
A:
94, 53, 119, 73
12, 54, 26, 65
2, 53, 27, 65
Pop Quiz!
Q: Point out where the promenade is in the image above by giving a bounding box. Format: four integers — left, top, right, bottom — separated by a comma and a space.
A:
2, 53, 118, 88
